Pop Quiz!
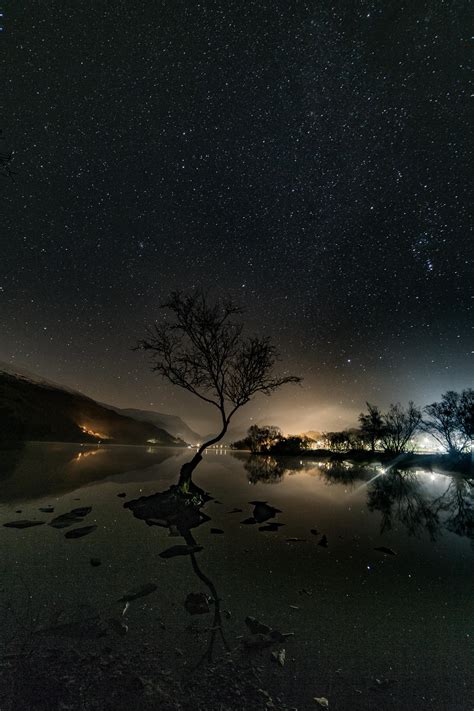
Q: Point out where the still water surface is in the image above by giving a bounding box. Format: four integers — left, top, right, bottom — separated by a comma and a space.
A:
1, 443, 472, 710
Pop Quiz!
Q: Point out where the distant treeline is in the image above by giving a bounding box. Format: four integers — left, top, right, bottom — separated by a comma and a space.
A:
231, 390, 473, 457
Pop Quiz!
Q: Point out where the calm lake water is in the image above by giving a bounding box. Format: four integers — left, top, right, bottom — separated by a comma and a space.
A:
1, 443, 472, 710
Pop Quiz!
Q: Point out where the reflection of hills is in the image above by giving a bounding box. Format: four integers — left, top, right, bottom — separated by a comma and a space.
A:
0, 443, 178, 503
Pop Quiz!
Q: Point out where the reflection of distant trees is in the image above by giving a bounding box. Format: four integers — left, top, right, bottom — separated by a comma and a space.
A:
244, 456, 287, 484
240, 453, 473, 542
367, 469, 474, 542
438, 477, 473, 539
367, 470, 441, 540
318, 460, 374, 488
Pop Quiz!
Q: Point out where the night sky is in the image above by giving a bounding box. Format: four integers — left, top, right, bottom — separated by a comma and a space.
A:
1, 2, 472, 434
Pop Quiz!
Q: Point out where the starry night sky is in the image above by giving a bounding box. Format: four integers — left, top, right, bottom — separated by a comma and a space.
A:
1, 1, 472, 434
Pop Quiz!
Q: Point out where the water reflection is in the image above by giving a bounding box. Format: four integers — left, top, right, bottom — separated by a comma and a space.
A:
0, 443, 179, 502
1, 446, 473, 709
241, 454, 473, 542
367, 470, 442, 540
125, 486, 229, 665
244, 455, 286, 484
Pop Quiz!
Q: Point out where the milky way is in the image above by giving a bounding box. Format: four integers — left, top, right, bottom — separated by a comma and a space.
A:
1, 2, 472, 433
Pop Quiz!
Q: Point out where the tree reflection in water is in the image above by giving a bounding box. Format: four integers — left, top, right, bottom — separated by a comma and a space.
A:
367, 469, 442, 540
365, 469, 473, 542
242, 454, 473, 542
125, 485, 229, 665
244, 456, 287, 484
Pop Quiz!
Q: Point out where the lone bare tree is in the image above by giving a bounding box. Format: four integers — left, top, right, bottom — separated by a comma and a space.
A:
136, 290, 301, 489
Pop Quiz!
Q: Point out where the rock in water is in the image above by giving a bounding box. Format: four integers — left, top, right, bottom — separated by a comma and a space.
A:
49, 507, 91, 529
70, 507, 92, 517
245, 616, 272, 635
65, 525, 97, 539
318, 535, 328, 548
252, 501, 282, 523
259, 522, 284, 532
3, 520, 45, 529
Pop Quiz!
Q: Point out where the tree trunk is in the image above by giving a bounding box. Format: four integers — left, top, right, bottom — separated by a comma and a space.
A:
178, 417, 230, 490
178, 452, 203, 489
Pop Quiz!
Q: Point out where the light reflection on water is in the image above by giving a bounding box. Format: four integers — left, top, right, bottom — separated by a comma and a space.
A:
0, 444, 472, 710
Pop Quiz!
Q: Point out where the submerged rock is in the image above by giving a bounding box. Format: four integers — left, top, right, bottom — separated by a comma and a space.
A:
259, 522, 284, 532
318, 535, 328, 548
125, 486, 211, 534
3, 520, 45, 529
49, 507, 92, 529
70, 507, 92, 517
251, 501, 282, 524
245, 617, 272, 635
65, 525, 97, 539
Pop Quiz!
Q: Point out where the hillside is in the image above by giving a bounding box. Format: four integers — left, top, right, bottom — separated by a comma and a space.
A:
107, 406, 203, 445
0, 365, 184, 447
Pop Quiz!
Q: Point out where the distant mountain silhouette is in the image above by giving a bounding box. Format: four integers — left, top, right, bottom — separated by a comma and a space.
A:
0, 362, 184, 447
106, 406, 203, 444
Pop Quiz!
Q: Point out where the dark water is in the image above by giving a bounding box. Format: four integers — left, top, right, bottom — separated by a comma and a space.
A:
0, 443, 472, 710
